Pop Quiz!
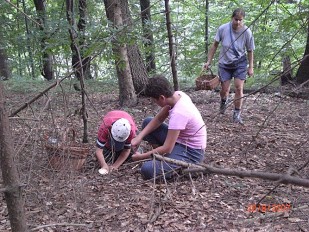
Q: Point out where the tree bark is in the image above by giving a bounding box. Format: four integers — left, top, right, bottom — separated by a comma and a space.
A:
0, 17, 11, 80
104, 0, 137, 106
140, 0, 156, 73
77, 0, 92, 80
0, 83, 28, 231
295, 17, 309, 85
0, 47, 11, 80
22, 0, 36, 79
66, 0, 92, 80
204, 0, 209, 56
280, 56, 292, 85
66, 0, 89, 143
121, 0, 149, 94
164, 0, 179, 91
33, 0, 54, 80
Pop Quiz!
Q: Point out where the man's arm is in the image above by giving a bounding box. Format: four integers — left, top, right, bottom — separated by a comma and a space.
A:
204, 41, 219, 69
247, 50, 254, 76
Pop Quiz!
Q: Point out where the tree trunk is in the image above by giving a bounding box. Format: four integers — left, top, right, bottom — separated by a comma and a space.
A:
281, 56, 292, 85
164, 0, 179, 90
0, 84, 28, 231
120, 0, 148, 95
22, 0, 36, 79
77, 0, 92, 80
295, 17, 309, 85
0, 17, 11, 80
33, 0, 54, 80
204, 0, 209, 56
140, 0, 156, 73
66, 0, 92, 80
0, 46, 11, 80
66, 0, 89, 143
104, 0, 137, 106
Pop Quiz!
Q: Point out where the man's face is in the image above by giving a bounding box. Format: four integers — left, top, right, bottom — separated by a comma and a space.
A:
232, 14, 244, 30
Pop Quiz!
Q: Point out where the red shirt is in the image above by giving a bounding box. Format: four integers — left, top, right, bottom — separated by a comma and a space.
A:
96, 111, 137, 150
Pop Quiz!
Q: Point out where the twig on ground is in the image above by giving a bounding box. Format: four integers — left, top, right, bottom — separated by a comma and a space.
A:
30, 223, 90, 231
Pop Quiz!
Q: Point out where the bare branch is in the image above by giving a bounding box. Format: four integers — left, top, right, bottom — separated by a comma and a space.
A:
30, 223, 90, 231
153, 154, 309, 188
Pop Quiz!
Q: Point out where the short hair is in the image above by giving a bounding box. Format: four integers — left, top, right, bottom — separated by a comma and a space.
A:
144, 75, 174, 99
232, 8, 245, 18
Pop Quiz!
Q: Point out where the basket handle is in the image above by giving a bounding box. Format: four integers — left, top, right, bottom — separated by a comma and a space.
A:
200, 67, 214, 76
62, 128, 76, 143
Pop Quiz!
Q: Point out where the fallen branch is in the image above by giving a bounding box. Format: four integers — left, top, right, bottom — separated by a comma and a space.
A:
30, 223, 90, 231
9, 80, 61, 117
153, 154, 309, 188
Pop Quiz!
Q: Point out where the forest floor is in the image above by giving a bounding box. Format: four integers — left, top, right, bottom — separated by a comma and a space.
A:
1, 82, 309, 232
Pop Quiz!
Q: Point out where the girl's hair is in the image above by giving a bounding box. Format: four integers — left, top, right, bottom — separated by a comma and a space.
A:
232, 8, 245, 18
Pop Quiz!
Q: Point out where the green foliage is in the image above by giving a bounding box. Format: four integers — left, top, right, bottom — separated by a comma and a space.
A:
3, 78, 118, 95
1, 0, 308, 91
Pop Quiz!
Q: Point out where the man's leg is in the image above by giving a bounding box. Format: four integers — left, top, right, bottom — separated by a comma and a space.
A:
220, 80, 231, 114
233, 78, 245, 123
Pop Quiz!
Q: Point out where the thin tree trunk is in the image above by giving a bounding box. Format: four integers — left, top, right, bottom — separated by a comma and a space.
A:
78, 0, 92, 80
164, 0, 179, 90
0, 84, 28, 231
204, 0, 209, 56
0, 44, 11, 80
104, 0, 137, 106
140, 0, 156, 73
66, 0, 89, 142
66, 0, 80, 79
295, 17, 309, 85
281, 56, 292, 85
22, 0, 35, 79
33, 0, 54, 80
121, 0, 148, 94
16, 0, 23, 77
66, 0, 91, 80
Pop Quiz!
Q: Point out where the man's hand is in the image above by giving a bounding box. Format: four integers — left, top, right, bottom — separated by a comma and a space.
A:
247, 67, 254, 77
203, 62, 211, 70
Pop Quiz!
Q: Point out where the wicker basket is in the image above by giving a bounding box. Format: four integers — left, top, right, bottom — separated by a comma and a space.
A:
45, 128, 90, 171
195, 69, 220, 90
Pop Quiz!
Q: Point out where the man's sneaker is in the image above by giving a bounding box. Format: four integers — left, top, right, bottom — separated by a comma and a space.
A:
233, 110, 243, 124
220, 99, 228, 114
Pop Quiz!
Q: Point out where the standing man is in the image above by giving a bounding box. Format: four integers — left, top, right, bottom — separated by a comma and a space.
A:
204, 8, 255, 124
96, 110, 137, 175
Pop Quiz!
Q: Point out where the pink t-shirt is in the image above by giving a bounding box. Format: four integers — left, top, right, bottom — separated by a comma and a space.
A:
97, 110, 137, 149
168, 91, 207, 150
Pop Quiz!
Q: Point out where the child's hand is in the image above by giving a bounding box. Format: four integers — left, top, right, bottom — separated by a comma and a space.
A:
109, 165, 117, 172
131, 151, 142, 161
